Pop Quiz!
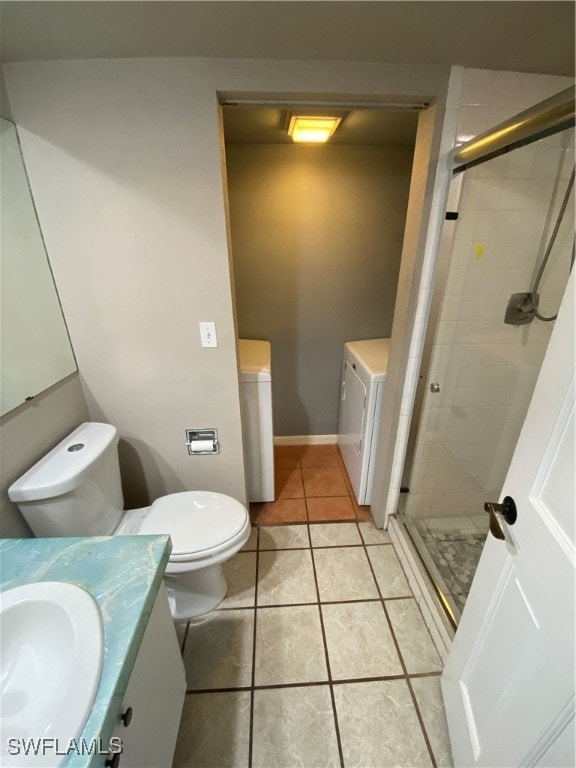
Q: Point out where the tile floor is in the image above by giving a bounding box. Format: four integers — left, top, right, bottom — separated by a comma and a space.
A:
250, 444, 372, 525
173, 520, 454, 768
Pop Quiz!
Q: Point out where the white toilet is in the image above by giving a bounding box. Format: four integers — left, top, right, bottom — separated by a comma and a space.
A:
7, 422, 250, 619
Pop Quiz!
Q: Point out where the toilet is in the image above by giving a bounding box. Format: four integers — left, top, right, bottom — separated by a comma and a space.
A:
7, 422, 250, 619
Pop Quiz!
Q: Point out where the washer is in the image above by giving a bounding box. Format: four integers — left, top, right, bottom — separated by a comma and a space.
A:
337, 338, 390, 505
238, 339, 275, 502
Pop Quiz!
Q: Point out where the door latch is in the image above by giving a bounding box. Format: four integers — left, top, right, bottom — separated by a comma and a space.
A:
484, 496, 518, 540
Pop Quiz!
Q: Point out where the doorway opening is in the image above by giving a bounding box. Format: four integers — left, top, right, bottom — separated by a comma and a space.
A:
221, 101, 422, 523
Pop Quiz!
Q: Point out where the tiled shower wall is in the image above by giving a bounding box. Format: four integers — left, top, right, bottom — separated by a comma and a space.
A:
407, 128, 574, 519
384, 66, 574, 519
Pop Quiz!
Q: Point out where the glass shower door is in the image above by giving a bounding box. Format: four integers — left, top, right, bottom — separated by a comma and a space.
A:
403, 126, 575, 625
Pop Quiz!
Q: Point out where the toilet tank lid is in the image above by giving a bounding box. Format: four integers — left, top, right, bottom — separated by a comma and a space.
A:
238, 339, 271, 383
8, 422, 119, 503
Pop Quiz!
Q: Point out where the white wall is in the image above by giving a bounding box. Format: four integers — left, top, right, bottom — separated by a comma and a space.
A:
227, 142, 414, 436
376, 67, 574, 522
3, 58, 449, 508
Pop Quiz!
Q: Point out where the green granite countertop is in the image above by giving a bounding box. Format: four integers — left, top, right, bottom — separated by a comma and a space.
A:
0, 535, 172, 767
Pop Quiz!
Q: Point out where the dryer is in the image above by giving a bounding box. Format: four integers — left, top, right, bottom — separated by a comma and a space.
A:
337, 338, 390, 505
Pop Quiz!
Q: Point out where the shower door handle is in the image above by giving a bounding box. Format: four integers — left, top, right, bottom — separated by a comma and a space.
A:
484, 496, 518, 540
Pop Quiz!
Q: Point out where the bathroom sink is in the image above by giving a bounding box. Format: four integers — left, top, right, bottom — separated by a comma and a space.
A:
0, 581, 104, 767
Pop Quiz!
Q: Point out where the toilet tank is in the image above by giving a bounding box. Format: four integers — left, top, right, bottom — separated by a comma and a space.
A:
8, 422, 124, 538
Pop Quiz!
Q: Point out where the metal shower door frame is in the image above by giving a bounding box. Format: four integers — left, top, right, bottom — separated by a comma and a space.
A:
400, 86, 575, 496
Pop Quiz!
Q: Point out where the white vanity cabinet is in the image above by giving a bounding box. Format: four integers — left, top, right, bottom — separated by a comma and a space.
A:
107, 585, 186, 768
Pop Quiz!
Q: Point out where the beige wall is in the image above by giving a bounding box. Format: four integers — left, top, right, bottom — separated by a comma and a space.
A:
3, 57, 449, 508
227, 142, 414, 436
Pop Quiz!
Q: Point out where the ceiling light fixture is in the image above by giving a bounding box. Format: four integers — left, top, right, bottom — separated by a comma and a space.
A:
287, 116, 342, 143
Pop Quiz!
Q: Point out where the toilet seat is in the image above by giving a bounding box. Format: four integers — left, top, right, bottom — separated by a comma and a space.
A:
139, 491, 250, 563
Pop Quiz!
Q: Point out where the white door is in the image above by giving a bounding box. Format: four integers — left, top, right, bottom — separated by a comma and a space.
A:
442, 270, 575, 767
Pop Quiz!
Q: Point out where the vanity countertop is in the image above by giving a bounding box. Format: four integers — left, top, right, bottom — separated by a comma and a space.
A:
0, 535, 171, 767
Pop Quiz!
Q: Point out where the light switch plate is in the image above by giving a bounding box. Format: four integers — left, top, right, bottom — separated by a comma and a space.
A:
199, 322, 218, 348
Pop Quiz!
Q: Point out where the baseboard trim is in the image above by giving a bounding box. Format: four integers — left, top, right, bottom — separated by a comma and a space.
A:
274, 435, 338, 446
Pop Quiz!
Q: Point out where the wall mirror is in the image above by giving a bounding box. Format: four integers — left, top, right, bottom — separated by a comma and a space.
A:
1, 118, 77, 415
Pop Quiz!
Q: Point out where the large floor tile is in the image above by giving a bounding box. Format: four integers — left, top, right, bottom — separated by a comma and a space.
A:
259, 524, 309, 550
254, 605, 328, 686
358, 520, 392, 545
334, 462, 357, 499
240, 526, 258, 551
355, 505, 373, 521
385, 598, 443, 674
173, 691, 251, 767
257, 549, 317, 605
252, 498, 308, 525
219, 552, 256, 609
307, 496, 356, 521
334, 679, 433, 767
411, 676, 454, 767
274, 444, 302, 469
313, 546, 379, 602
299, 444, 340, 468
182, 609, 254, 690
252, 685, 341, 768
302, 467, 349, 497
309, 522, 361, 547
249, 502, 261, 524
322, 601, 403, 679
367, 544, 412, 598
275, 467, 305, 498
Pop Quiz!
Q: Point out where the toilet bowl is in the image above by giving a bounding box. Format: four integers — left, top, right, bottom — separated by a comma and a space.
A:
116, 491, 250, 618
8, 422, 250, 619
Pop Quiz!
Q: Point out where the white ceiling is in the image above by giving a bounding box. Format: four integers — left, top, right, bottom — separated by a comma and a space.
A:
0, 1, 574, 76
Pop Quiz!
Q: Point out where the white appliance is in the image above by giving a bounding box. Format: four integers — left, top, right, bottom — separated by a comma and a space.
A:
238, 339, 275, 502
337, 338, 390, 505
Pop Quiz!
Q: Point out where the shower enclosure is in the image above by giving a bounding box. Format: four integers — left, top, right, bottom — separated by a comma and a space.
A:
400, 94, 575, 627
